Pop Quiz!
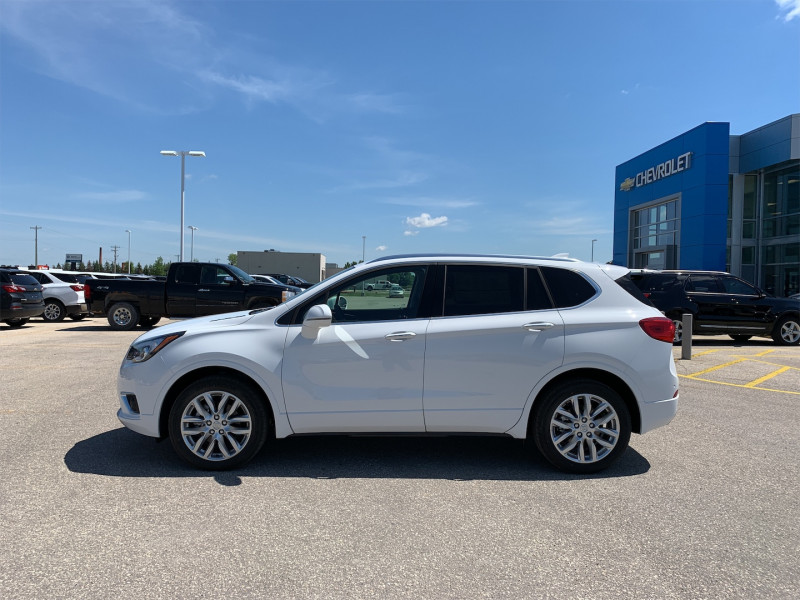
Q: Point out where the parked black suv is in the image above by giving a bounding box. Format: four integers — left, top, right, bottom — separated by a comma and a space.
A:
629, 270, 800, 345
0, 267, 45, 328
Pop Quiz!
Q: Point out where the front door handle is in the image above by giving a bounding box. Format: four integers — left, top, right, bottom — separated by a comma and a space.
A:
524, 322, 555, 332
385, 332, 417, 342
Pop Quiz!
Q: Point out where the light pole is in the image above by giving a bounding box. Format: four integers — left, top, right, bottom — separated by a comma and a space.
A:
125, 229, 132, 274
160, 150, 205, 261
362, 236, 366, 263
591, 239, 597, 262
30, 225, 41, 266
188, 226, 198, 262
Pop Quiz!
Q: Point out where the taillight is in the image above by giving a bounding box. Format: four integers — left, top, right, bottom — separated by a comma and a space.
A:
643, 292, 652, 298
84, 285, 91, 300
2, 284, 25, 293
639, 317, 675, 343
70, 284, 84, 292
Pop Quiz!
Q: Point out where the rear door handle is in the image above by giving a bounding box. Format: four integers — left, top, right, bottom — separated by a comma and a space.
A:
524, 322, 555, 332
385, 332, 417, 342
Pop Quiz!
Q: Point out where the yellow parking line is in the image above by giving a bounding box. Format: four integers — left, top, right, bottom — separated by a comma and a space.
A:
678, 374, 800, 396
753, 349, 777, 357
745, 366, 791, 388
691, 349, 721, 357
687, 358, 747, 377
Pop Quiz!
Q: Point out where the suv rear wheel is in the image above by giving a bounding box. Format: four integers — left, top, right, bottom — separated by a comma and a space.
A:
533, 379, 631, 474
42, 299, 67, 322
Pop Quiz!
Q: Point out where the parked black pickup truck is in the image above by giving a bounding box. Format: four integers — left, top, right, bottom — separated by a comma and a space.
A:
86, 262, 300, 330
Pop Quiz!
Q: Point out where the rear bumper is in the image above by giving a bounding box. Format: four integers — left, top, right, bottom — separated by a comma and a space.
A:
65, 303, 90, 316
2, 302, 45, 320
639, 394, 679, 434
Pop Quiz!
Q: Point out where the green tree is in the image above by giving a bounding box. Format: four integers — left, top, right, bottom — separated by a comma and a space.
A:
227, 253, 237, 266
150, 256, 167, 277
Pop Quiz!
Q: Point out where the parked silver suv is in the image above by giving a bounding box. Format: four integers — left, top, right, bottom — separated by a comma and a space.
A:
117, 254, 679, 474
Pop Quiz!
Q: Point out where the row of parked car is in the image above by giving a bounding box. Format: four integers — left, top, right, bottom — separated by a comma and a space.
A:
0, 266, 313, 328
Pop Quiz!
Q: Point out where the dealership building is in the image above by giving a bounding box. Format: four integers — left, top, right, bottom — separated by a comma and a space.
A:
614, 114, 799, 298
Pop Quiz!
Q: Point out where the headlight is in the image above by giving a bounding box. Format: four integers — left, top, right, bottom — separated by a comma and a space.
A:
126, 332, 185, 363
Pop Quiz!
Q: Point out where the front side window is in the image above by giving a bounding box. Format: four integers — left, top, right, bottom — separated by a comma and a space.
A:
443, 265, 524, 317
200, 266, 233, 285
719, 276, 758, 295
322, 266, 427, 323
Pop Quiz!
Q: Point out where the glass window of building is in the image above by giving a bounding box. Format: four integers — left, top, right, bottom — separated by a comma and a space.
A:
631, 198, 679, 269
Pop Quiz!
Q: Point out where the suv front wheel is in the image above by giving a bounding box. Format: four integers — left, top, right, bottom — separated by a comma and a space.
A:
168, 376, 270, 470
773, 316, 800, 346
533, 380, 632, 474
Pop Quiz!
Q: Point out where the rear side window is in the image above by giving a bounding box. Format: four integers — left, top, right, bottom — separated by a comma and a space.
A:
173, 264, 200, 284
540, 267, 596, 308
444, 265, 524, 316
527, 268, 554, 310
686, 275, 722, 293
51, 273, 81, 284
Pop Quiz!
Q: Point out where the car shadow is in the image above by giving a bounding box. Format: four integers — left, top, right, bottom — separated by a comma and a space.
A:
688, 337, 778, 347
65, 428, 651, 485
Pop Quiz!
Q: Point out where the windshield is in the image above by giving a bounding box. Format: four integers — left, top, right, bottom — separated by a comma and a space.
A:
228, 264, 255, 284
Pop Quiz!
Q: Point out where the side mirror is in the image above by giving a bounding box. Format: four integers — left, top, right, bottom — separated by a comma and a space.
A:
301, 303, 332, 339
222, 276, 236, 285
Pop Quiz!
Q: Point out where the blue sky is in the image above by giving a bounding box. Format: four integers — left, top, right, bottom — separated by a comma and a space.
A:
1, 0, 798, 269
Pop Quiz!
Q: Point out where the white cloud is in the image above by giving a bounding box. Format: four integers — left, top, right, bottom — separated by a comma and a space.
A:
375, 245, 388, 252
403, 230, 420, 237
405, 213, 448, 230
776, 0, 800, 21
384, 196, 478, 209
73, 190, 148, 203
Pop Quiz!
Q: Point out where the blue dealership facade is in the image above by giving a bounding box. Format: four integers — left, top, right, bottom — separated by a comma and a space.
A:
614, 114, 800, 297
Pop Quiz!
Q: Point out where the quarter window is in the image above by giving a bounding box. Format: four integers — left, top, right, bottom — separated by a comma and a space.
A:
540, 267, 596, 308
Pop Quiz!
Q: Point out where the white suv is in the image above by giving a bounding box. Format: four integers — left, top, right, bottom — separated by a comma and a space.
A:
23, 270, 90, 322
117, 254, 679, 474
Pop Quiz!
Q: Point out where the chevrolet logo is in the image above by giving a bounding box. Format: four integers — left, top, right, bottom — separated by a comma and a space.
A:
619, 177, 635, 192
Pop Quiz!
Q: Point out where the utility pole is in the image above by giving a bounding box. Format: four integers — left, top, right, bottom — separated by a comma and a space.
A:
111, 245, 120, 273
30, 226, 42, 266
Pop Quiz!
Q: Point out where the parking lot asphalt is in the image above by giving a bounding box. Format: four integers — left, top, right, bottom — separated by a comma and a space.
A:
1, 319, 798, 599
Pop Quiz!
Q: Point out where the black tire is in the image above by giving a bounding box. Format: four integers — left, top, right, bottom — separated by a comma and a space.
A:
772, 316, 800, 346
729, 334, 752, 342
667, 314, 683, 345
532, 379, 631, 474
69, 314, 87, 321
168, 376, 270, 470
42, 300, 67, 322
5, 318, 29, 329
107, 302, 139, 331
138, 316, 161, 329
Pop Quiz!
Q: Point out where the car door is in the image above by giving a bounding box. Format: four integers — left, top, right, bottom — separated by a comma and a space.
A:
195, 265, 245, 316
423, 265, 565, 433
165, 264, 200, 317
684, 274, 729, 332
281, 265, 429, 433
717, 275, 772, 335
